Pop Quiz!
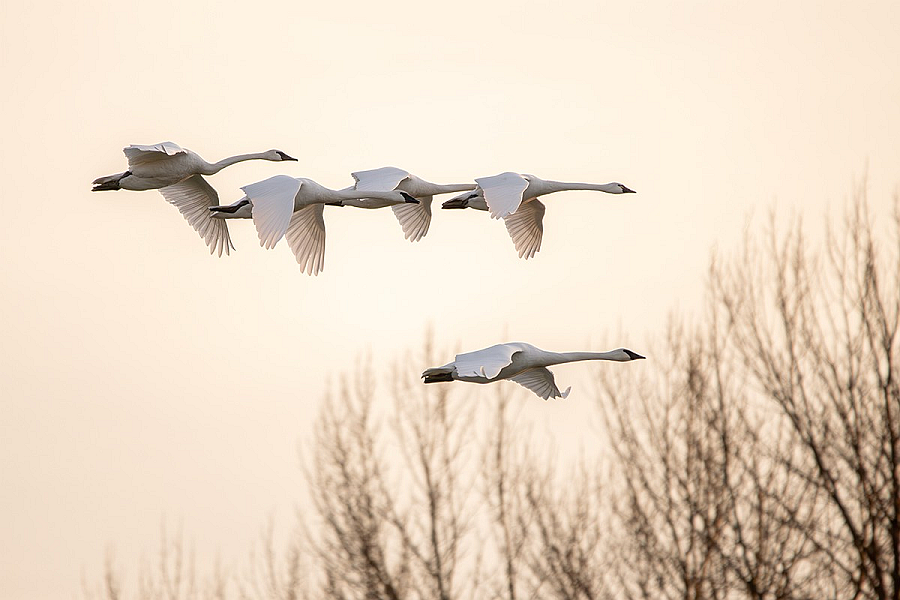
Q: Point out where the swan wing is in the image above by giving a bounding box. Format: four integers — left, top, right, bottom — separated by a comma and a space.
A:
242, 175, 302, 250
475, 172, 529, 219
158, 175, 234, 257
351, 166, 410, 192
285, 204, 326, 276
503, 199, 544, 259
454, 343, 522, 380
124, 142, 185, 167
391, 195, 432, 242
509, 367, 571, 400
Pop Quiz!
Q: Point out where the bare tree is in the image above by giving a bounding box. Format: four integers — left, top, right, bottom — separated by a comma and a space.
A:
84, 523, 227, 600
598, 322, 733, 600
237, 519, 308, 600
307, 366, 411, 599
597, 190, 899, 600
306, 339, 479, 599
481, 389, 530, 600
712, 191, 900, 599
598, 315, 830, 600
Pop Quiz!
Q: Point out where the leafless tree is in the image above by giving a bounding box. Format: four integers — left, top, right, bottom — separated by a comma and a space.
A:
84, 523, 228, 600
598, 190, 899, 600
712, 191, 900, 599
598, 315, 829, 600
306, 339, 479, 599
306, 365, 411, 599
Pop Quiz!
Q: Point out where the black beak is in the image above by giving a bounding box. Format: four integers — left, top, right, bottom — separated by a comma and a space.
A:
624, 349, 645, 360
622, 186, 636, 194
276, 151, 298, 161
400, 192, 420, 204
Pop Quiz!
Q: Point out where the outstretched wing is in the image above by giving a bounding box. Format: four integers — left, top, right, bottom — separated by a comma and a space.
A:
475, 172, 529, 219
351, 166, 410, 192
158, 175, 234, 257
242, 175, 302, 249
123, 142, 185, 167
453, 343, 522, 380
509, 367, 571, 400
391, 195, 432, 242
503, 199, 545, 259
285, 204, 326, 276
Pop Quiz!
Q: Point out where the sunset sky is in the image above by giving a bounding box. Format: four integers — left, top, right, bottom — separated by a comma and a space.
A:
2, 1, 899, 598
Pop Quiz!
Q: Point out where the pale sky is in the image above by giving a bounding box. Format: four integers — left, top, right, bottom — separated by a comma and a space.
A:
2, 1, 899, 598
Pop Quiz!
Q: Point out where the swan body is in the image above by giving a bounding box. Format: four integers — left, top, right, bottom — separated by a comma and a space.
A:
336, 167, 476, 242
422, 342, 645, 400
92, 142, 296, 256
442, 172, 635, 259
209, 175, 418, 275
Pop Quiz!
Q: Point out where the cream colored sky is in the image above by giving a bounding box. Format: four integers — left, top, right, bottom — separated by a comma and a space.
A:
2, 0, 899, 598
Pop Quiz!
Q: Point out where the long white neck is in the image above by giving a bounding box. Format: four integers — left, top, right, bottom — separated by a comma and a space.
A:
202, 152, 273, 175
543, 350, 625, 365
333, 189, 404, 202
543, 180, 622, 194
432, 183, 476, 194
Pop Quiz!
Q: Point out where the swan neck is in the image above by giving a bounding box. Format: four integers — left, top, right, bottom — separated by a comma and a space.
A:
335, 189, 399, 201
543, 180, 616, 193
546, 351, 619, 365
434, 183, 477, 194
204, 152, 270, 174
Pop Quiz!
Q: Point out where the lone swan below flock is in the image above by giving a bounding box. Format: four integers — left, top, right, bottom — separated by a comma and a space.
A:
423, 342, 645, 400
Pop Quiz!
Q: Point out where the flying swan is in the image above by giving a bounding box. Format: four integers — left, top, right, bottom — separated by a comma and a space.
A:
422, 342, 645, 400
92, 141, 297, 256
336, 167, 476, 242
442, 172, 635, 259
209, 175, 418, 275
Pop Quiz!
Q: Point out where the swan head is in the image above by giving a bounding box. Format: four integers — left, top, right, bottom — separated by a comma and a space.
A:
610, 182, 636, 194
613, 348, 645, 361
268, 150, 298, 162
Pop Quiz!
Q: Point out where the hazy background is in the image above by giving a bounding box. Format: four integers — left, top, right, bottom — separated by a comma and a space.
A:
1, 0, 899, 598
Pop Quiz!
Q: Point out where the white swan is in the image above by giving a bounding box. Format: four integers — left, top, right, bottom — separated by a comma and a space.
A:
336, 167, 476, 242
442, 172, 635, 259
92, 142, 297, 256
422, 342, 644, 400
209, 175, 418, 275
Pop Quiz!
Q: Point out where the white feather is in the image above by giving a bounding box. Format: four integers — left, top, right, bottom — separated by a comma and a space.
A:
351, 166, 410, 192
475, 172, 530, 219
242, 175, 302, 249
123, 142, 185, 167
503, 199, 545, 259
285, 204, 326, 276
453, 343, 525, 379
391, 195, 432, 242
158, 175, 234, 257
509, 367, 569, 400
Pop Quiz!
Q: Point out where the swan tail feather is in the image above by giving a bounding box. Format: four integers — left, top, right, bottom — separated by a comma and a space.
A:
91, 171, 130, 191
209, 199, 251, 215
422, 367, 454, 383
441, 198, 469, 209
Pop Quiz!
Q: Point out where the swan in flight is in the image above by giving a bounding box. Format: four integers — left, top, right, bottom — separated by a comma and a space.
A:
336, 167, 476, 242
92, 142, 297, 256
422, 342, 644, 400
209, 175, 418, 275
442, 172, 635, 259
